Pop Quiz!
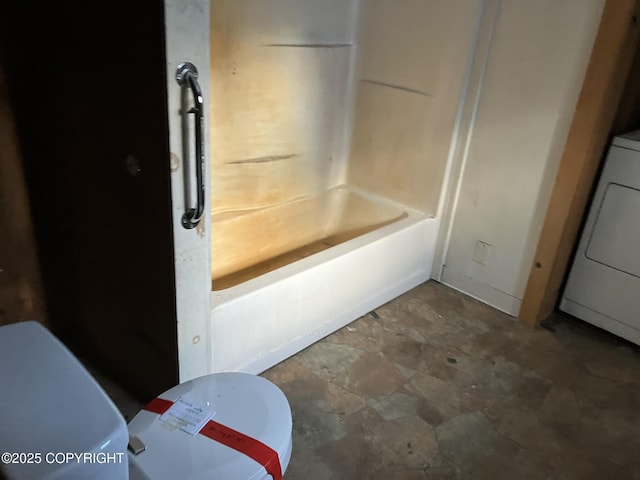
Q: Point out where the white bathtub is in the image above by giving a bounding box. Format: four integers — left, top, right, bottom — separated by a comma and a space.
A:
209, 188, 437, 373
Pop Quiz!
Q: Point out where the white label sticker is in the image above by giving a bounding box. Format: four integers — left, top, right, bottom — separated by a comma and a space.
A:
160, 397, 215, 435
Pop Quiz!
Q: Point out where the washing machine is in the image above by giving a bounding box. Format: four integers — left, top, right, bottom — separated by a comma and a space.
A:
560, 130, 640, 344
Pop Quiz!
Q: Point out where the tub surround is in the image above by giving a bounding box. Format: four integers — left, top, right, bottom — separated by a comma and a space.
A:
207, 1, 481, 373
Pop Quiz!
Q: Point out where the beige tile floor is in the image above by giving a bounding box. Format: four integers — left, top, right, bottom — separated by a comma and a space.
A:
100, 281, 640, 479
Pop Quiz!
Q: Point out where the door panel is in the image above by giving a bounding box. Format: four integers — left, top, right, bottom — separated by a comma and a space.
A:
0, 2, 203, 398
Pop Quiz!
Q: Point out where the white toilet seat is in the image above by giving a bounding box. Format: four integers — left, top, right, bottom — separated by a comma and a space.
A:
128, 372, 292, 480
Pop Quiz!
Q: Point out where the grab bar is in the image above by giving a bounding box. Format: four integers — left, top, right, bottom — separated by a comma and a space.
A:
176, 62, 205, 229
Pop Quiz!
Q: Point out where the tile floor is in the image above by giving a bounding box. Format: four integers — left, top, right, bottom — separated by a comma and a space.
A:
261, 281, 640, 480
102, 280, 640, 479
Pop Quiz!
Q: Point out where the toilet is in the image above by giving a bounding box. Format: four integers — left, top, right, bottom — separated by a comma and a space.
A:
0, 321, 292, 480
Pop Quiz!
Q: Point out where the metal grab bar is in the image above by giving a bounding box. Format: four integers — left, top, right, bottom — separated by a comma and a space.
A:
176, 62, 205, 229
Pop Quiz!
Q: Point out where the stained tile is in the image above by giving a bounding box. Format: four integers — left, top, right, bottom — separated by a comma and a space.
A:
368, 416, 439, 469
367, 392, 420, 421
405, 373, 461, 424
292, 407, 347, 450
583, 354, 639, 385
435, 411, 520, 477
492, 403, 563, 453
369, 467, 429, 480
542, 385, 580, 424
285, 444, 335, 480
262, 358, 310, 385
423, 454, 459, 479
345, 352, 406, 397
316, 381, 366, 415
316, 407, 385, 479
325, 314, 387, 353
296, 342, 365, 384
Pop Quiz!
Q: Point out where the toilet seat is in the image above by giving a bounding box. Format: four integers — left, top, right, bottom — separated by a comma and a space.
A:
128, 372, 293, 480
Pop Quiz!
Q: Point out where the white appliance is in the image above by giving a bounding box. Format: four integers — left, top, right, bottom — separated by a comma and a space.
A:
560, 131, 640, 344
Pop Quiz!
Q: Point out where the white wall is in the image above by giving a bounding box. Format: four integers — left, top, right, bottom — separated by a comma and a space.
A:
438, 0, 605, 315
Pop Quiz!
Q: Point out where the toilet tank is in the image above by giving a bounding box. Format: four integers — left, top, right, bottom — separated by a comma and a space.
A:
0, 321, 129, 480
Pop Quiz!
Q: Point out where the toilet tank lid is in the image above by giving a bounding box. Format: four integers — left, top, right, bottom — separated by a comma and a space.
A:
0, 322, 127, 478
128, 372, 292, 480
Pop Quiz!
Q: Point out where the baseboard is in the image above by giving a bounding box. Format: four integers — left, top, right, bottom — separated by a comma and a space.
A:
440, 266, 521, 317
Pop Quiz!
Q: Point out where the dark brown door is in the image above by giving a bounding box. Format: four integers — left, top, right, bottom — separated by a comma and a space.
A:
0, 2, 179, 399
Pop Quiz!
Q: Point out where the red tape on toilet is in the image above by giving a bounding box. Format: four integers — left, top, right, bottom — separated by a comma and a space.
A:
143, 397, 283, 480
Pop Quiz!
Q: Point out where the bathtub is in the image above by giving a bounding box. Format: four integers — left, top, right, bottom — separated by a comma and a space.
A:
210, 185, 437, 373
204, 0, 478, 375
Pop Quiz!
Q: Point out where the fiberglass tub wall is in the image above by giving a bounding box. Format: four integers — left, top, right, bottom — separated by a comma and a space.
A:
209, 0, 360, 215
208, 0, 480, 284
210, 0, 480, 219
348, 0, 482, 214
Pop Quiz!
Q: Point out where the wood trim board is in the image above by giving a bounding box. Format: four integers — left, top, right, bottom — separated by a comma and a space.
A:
519, 0, 640, 325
